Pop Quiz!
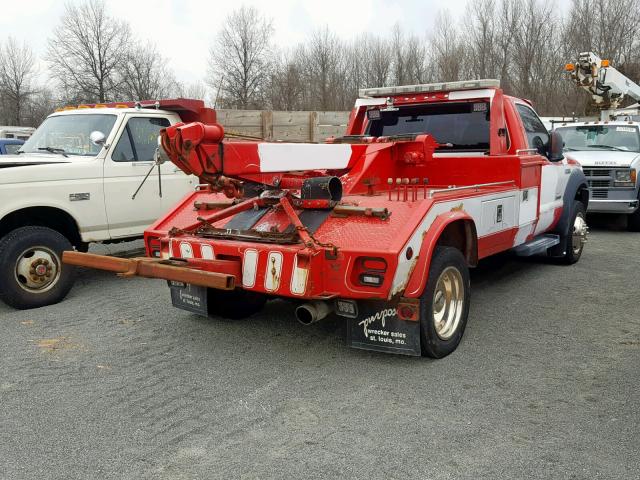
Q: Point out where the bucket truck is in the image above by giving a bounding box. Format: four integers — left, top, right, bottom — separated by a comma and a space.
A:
559, 52, 640, 230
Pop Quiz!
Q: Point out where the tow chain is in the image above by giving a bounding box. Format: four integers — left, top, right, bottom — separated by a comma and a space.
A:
295, 226, 338, 256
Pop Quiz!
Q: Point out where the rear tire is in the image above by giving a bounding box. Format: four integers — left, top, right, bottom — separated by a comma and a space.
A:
206, 288, 267, 319
419, 246, 471, 358
0, 226, 76, 310
558, 201, 587, 264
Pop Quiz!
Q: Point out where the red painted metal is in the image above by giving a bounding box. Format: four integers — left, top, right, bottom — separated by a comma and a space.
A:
67, 87, 582, 308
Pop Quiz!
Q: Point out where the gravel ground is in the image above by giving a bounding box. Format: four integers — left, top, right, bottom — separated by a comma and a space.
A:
0, 219, 638, 480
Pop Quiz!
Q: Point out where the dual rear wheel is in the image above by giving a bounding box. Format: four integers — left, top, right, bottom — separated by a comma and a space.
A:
418, 199, 589, 358
419, 247, 471, 358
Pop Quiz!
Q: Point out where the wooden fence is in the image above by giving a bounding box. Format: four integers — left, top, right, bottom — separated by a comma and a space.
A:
216, 110, 350, 143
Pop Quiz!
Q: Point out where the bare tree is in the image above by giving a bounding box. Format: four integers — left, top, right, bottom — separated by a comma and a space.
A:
301, 28, 347, 110
404, 34, 428, 84
563, 0, 640, 66
510, 0, 562, 113
391, 25, 408, 85
176, 81, 210, 103
47, 0, 131, 102
22, 88, 58, 127
208, 6, 273, 109
269, 52, 305, 110
430, 10, 468, 82
465, 0, 499, 79
0, 37, 37, 124
363, 34, 392, 87
494, 0, 519, 91
118, 42, 179, 101
562, 0, 640, 113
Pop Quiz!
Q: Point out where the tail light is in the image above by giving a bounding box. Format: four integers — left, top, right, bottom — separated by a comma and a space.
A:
397, 298, 419, 321
147, 237, 162, 258
351, 256, 387, 288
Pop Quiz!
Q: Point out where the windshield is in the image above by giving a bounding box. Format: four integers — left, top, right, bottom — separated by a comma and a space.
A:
19, 114, 117, 156
556, 125, 640, 152
4, 144, 22, 154
366, 101, 490, 151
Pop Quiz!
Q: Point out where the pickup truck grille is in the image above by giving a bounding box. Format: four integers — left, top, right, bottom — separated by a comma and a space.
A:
582, 167, 613, 189
591, 189, 609, 199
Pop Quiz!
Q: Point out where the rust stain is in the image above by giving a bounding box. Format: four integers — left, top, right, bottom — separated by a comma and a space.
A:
450, 203, 464, 212
33, 337, 84, 353
35, 338, 66, 351
270, 256, 280, 286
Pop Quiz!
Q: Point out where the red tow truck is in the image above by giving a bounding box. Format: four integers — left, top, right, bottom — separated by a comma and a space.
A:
64, 80, 589, 358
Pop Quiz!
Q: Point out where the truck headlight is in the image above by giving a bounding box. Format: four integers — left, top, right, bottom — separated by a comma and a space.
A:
614, 169, 636, 187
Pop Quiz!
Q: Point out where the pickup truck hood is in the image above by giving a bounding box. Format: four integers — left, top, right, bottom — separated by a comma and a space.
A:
0, 154, 70, 169
565, 150, 640, 168
0, 153, 95, 187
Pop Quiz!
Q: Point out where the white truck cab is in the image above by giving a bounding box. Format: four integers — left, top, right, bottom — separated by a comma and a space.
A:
555, 121, 640, 230
0, 100, 201, 309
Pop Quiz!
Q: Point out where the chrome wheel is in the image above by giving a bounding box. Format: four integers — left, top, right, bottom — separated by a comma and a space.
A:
572, 213, 588, 255
432, 266, 465, 340
15, 246, 61, 293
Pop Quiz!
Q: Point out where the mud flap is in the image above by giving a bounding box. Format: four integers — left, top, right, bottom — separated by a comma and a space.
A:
168, 281, 208, 316
339, 299, 421, 356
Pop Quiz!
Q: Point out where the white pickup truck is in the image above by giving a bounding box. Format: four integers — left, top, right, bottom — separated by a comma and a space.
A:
555, 121, 640, 231
0, 99, 213, 309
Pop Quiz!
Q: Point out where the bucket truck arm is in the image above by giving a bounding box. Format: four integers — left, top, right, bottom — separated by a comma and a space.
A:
566, 52, 640, 120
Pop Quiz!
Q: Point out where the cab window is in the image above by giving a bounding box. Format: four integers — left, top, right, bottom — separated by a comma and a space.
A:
5, 144, 22, 154
516, 104, 549, 154
366, 101, 490, 151
112, 117, 170, 162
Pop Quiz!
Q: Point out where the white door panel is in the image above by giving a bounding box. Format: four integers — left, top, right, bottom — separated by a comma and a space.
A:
160, 166, 195, 213
103, 114, 187, 238
536, 164, 564, 234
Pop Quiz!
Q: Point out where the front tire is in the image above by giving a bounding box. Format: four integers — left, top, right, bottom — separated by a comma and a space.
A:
559, 200, 587, 264
0, 226, 77, 310
419, 246, 471, 358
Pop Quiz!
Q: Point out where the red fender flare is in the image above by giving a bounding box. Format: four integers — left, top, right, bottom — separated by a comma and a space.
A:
402, 211, 477, 298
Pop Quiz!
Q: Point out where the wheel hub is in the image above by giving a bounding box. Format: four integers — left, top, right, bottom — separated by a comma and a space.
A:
432, 266, 465, 340
15, 247, 60, 292
572, 214, 588, 255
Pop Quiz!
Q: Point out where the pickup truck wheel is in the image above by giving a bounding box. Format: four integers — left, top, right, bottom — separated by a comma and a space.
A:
560, 201, 588, 264
206, 288, 267, 320
420, 246, 471, 358
0, 226, 76, 310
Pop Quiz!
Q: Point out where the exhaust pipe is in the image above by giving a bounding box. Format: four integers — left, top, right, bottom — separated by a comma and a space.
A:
295, 301, 332, 326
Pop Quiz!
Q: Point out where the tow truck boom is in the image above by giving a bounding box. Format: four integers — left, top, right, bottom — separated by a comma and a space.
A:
566, 52, 640, 120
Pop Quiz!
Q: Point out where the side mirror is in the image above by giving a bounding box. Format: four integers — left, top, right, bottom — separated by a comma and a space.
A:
90, 130, 106, 146
154, 136, 169, 164
547, 130, 564, 162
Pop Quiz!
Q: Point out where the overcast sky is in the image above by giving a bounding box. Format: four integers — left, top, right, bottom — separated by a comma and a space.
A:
0, 0, 568, 87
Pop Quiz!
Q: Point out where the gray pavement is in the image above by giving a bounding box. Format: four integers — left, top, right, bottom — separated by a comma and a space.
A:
0, 219, 638, 479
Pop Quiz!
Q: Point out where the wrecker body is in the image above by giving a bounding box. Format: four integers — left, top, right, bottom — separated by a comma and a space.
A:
65, 80, 589, 358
